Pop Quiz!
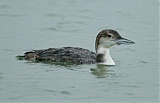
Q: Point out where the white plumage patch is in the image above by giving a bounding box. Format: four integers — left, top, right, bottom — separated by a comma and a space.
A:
97, 46, 115, 65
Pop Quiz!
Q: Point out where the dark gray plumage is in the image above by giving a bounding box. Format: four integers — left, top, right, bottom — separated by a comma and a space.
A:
22, 47, 96, 65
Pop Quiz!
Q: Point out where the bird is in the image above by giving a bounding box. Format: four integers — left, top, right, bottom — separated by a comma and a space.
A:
17, 29, 135, 65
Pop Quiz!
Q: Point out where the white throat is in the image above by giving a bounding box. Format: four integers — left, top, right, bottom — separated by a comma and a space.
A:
96, 46, 115, 65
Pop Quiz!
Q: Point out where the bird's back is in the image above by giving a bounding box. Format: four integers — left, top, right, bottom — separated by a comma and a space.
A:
19, 47, 96, 65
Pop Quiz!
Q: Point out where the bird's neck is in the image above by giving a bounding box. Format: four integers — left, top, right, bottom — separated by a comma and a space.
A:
96, 46, 115, 65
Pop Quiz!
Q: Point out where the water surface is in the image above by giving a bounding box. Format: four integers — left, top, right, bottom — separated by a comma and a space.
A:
0, 0, 159, 103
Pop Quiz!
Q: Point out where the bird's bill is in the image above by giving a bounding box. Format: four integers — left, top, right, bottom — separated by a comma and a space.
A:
116, 38, 135, 45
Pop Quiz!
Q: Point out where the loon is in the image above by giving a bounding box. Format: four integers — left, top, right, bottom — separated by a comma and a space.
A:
17, 29, 135, 65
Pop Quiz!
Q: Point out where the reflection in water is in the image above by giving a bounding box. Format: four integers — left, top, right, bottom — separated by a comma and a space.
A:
90, 64, 114, 78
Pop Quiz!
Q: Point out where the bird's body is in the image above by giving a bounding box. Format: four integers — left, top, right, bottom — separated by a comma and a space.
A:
23, 47, 96, 64
17, 29, 135, 65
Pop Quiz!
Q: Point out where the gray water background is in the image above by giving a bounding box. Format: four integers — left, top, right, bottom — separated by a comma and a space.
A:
0, 0, 159, 103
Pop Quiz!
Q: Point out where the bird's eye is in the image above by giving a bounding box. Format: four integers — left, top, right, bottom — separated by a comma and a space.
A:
107, 35, 112, 38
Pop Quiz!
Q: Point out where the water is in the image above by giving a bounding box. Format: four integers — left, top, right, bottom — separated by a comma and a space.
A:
0, 0, 159, 103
